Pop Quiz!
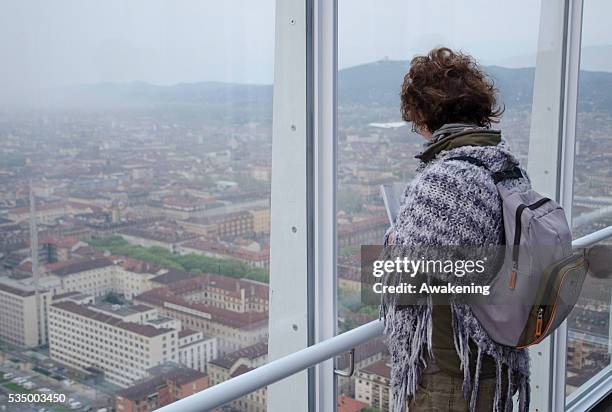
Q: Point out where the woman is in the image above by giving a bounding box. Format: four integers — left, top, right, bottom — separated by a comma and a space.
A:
381, 47, 531, 411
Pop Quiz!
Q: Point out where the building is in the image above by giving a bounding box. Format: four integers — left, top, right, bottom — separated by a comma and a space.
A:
338, 216, 388, 248
178, 329, 218, 373
0, 278, 51, 348
41, 235, 87, 263
178, 217, 218, 237
135, 287, 268, 355
179, 211, 256, 239
48, 300, 178, 387
48, 257, 157, 299
338, 263, 361, 294
115, 363, 208, 412
217, 211, 255, 238
208, 342, 268, 412
355, 360, 392, 411
338, 395, 368, 412
249, 207, 271, 235
7, 202, 93, 224
149, 270, 269, 313
119, 223, 200, 253
178, 239, 269, 269
337, 337, 387, 397
48, 258, 116, 296
146, 196, 220, 221
250, 165, 271, 182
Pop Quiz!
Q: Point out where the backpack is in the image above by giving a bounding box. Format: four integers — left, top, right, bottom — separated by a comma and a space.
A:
446, 155, 589, 348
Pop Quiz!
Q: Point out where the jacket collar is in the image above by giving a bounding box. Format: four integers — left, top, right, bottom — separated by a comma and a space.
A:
416, 124, 501, 162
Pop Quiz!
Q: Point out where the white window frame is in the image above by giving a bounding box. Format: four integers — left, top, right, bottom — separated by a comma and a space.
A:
528, 0, 584, 410
268, 0, 312, 410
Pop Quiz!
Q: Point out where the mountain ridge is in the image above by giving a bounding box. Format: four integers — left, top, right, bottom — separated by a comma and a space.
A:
58, 60, 612, 113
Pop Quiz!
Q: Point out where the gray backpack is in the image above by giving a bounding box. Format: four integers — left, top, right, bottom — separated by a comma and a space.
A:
447, 156, 589, 348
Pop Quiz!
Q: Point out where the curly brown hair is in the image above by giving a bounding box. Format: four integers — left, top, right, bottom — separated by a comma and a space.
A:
400, 47, 504, 133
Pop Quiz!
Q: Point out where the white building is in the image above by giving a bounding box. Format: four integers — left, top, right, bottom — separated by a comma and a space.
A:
48, 300, 178, 387
178, 329, 218, 373
0, 278, 51, 348
355, 360, 392, 411
49, 258, 156, 299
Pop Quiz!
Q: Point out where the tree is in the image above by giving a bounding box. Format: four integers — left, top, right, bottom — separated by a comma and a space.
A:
88, 236, 269, 282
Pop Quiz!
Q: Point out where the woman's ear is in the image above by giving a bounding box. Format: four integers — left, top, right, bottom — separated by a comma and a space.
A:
420, 128, 433, 139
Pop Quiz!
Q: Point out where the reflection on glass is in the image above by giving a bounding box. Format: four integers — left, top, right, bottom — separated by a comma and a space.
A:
0, 2, 274, 411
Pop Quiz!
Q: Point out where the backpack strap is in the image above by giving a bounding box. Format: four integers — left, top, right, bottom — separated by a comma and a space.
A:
446, 155, 524, 184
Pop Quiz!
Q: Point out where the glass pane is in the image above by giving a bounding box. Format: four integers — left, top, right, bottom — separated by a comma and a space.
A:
566, 0, 612, 396
0, 2, 274, 411
338, 1, 542, 410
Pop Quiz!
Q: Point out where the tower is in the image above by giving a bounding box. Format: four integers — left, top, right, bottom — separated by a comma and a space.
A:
29, 182, 42, 345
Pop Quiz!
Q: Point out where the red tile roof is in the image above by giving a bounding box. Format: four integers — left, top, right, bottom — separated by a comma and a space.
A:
360, 359, 391, 379
338, 395, 368, 412
116, 364, 206, 401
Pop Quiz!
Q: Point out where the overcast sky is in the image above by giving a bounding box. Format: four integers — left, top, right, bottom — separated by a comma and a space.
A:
0, 0, 610, 104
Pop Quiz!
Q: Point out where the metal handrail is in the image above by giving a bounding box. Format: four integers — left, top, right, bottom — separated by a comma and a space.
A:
571, 225, 612, 248
155, 225, 612, 412
156, 320, 384, 412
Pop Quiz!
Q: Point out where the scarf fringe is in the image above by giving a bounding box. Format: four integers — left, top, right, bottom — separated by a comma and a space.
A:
381, 300, 530, 412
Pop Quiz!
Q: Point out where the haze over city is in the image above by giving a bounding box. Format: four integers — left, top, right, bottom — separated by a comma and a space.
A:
0, 1, 611, 412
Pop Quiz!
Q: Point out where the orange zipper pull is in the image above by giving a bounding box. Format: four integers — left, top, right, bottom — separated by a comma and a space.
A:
535, 307, 544, 337
508, 270, 517, 290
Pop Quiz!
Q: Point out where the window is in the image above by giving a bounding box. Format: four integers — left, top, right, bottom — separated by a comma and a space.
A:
566, 0, 612, 397
0, 1, 275, 411
337, 1, 542, 408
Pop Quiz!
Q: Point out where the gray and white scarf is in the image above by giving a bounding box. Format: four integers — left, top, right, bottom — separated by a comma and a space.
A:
380, 124, 531, 411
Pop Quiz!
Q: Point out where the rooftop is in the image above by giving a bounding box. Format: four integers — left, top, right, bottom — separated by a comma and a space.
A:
0, 277, 37, 297
49, 257, 113, 277
135, 288, 268, 330
338, 395, 368, 412
90, 302, 155, 318
359, 359, 391, 380
51, 301, 173, 338
209, 342, 268, 369
117, 363, 207, 402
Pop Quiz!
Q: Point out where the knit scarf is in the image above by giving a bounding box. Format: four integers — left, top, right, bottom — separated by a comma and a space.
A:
380, 124, 531, 412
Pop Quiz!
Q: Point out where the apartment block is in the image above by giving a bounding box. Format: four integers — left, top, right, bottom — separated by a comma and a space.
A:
355, 360, 392, 411
338, 215, 388, 248
135, 288, 267, 355
0, 278, 51, 348
48, 257, 157, 299
135, 276, 268, 354
48, 300, 178, 387
149, 270, 268, 313
115, 363, 208, 412
208, 342, 268, 412
248, 207, 270, 235
178, 329, 218, 373
178, 239, 269, 269
49, 258, 117, 296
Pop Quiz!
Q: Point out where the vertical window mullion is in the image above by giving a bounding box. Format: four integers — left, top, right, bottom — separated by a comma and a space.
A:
527, 0, 583, 410
313, 0, 338, 411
